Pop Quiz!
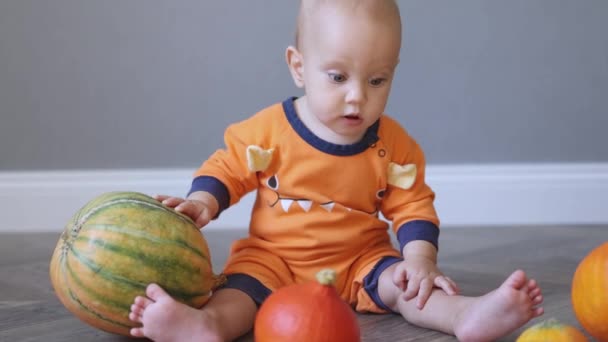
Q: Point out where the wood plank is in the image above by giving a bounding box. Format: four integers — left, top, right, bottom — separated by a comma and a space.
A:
1, 226, 605, 341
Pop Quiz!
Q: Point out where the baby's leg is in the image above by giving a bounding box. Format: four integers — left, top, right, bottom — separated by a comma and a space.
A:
378, 267, 544, 342
129, 284, 256, 342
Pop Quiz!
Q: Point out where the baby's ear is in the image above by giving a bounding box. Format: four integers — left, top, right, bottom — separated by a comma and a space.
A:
285, 46, 304, 88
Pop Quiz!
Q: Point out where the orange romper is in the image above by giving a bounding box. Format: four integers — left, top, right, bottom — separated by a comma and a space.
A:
190, 98, 439, 313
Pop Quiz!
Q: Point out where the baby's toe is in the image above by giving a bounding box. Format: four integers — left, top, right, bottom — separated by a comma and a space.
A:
532, 306, 544, 317
528, 287, 541, 299
146, 283, 170, 301
503, 270, 527, 290
134, 295, 154, 308
130, 303, 144, 316
531, 294, 543, 305
130, 327, 145, 337
129, 311, 142, 323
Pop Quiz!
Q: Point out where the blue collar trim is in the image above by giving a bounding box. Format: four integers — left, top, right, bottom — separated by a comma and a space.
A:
282, 97, 379, 156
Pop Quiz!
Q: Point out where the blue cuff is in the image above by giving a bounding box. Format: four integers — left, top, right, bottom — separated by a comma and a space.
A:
363, 256, 402, 313
188, 176, 230, 217
396, 220, 439, 252
219, 273, 271, 307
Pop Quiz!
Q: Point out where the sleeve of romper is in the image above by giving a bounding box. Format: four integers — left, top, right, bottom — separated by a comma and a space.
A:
188, 122, 260, 218
380, 126, 440, 252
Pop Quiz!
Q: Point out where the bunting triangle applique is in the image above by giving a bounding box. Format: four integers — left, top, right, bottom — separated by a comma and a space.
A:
320, 202, 335, 212
297, 200, 313, 212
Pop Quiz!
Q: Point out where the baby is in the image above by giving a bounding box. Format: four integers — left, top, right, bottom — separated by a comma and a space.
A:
128, 1, 544, 341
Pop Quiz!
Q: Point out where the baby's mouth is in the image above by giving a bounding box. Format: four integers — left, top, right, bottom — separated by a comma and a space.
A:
343, 114, 361, 120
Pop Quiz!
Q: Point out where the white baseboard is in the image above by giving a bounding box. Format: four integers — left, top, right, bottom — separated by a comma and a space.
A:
1, 163, 607, 232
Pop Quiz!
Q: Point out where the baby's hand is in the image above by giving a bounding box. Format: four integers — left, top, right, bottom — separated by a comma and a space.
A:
154, 195, 214, 229
392, 257, 459, 310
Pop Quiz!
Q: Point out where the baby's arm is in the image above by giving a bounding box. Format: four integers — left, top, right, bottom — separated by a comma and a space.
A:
392, 240, 459, 309
155, 191, 219, 229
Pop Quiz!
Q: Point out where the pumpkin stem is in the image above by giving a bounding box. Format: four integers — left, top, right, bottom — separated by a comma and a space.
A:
315, 269, 337, 286
211, 273, 228, 290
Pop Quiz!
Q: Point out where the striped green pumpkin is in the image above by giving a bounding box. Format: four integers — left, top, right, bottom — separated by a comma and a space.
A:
49, 191, 224, 336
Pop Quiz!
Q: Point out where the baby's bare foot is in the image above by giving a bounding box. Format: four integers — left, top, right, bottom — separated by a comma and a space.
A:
129, 283, 222, 342
454, 270, 544, 342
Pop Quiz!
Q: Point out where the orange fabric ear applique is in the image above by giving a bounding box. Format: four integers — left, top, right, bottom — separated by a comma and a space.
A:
246, 145, 274, 172
387, 162, 417, 190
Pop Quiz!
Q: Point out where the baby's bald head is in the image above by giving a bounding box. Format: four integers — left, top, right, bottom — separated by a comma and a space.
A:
294, 0, 402, 52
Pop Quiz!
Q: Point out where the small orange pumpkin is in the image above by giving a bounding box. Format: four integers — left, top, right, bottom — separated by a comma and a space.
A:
572, 241, 608, 341
516, 319, 588, 342
254, 269, 360, 342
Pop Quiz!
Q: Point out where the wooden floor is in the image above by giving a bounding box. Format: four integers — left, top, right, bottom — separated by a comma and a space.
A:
1, 225, 605, 341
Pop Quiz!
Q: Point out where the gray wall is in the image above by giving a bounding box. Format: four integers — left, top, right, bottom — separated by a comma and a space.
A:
1, 1, 607, 171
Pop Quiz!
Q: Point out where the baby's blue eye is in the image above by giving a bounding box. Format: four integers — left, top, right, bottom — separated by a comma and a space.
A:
329, 73, 346, 83
370, 78, 386, 87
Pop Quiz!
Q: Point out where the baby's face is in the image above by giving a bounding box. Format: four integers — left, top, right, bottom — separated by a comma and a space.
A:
296, 4, 401, 145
